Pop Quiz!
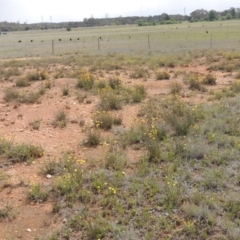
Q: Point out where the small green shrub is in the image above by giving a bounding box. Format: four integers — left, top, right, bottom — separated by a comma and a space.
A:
105, 146, 127, 170
100, 93, 122, 110
52, 110, 67, 128
156, 71, 170, 80
202, 73, 217, 85
26, 71, 40, 81
85, 130, 101, 147
184, 72, 205, 91
40, 70, 48, 80
6, 144, 43, 163
96, 80, 107, 90
108, 77, 122, 89
28, 184, 49, 202
76, 69, 95, 90
93, 111, 113, 130
131, 84, 146, 103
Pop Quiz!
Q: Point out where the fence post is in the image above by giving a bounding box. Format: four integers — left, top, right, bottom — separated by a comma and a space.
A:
52, 40, 54, 55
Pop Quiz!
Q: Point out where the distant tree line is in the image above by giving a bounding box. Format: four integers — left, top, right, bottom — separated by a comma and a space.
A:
0, 7, 239, 32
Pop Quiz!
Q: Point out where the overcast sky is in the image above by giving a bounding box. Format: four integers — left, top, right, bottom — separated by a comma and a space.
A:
0, 0, 239, 23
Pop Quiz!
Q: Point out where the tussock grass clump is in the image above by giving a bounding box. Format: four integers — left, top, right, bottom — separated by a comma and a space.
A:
84, 129, 101, 147
156, 71, 170, 80
29, 119, 41, 130
52, 110, 67, 128
62, 85, 70, 96
4, 88, 42, 104
15, 77, 31, 87
132, 84, 147, 103
20, 92, 41, 104
0, 204, 16, 221
130, 67, 149, 79
1, 67, 21, 80
26, 70, 48, 81
100, 92, 122, 111
105, 145, 127, 170
4, 88, 20, 102
76, 69, 95, 90
169, 81, 183, 94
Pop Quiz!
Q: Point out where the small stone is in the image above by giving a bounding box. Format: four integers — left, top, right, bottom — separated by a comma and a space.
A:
46, 174, 52, 179
62, 218, 67, 224
26, 228, 32, 232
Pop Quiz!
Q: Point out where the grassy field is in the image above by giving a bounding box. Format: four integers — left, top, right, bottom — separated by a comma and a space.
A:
0, 20, 240, 59
0, 20, 240, 240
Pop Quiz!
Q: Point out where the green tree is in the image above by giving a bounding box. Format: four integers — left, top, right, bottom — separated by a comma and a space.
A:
226, 13, 232, 20
209, 10, 218, 21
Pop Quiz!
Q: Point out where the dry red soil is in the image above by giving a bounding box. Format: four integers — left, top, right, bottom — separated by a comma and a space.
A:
0, 64, 235, 239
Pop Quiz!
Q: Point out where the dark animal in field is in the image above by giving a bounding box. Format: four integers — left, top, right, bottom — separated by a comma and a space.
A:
30, 40, 33, 42
41, 40, 44, 42
77, 38, 79, 40
18, 40, 21, 43
70, 38, 72, 41
99, 36, 102, 40
59, 39, 61, 41
206, 31, 208, 34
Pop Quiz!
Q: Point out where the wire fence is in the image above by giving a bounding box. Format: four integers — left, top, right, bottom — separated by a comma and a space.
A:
1, 28, 240, 59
